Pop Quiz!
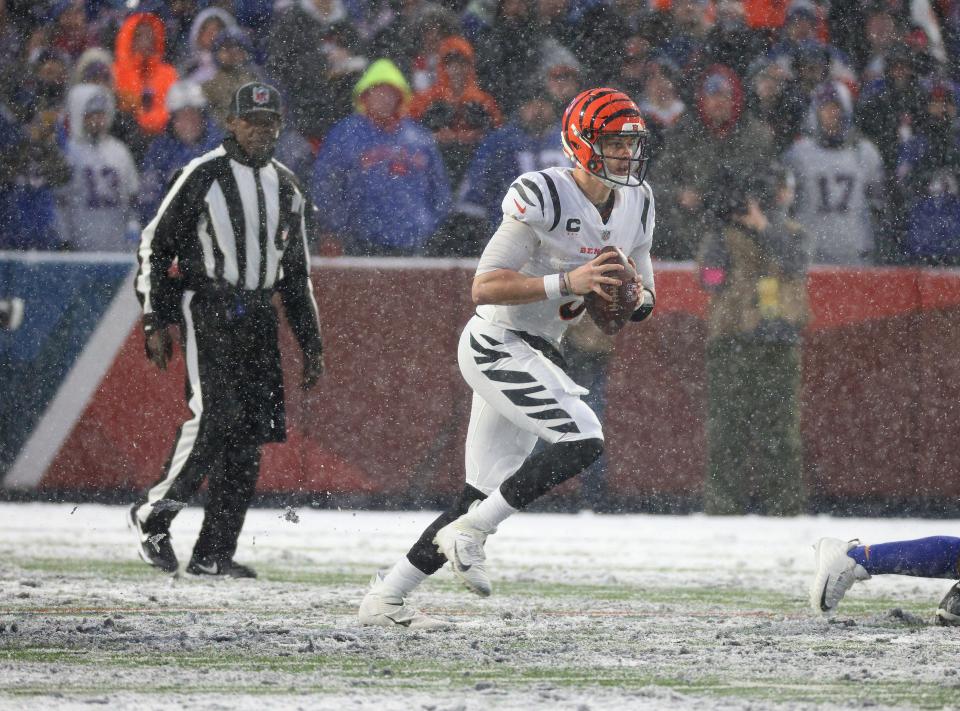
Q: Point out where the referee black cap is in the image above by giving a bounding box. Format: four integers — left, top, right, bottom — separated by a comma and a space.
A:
230, 82, 282, 118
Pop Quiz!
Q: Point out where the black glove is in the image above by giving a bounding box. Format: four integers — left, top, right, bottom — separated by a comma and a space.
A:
143, 314, 174, 369
421, 101, 454, 131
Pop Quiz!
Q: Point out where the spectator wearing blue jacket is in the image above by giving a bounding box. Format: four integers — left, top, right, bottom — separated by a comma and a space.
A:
896, 80, 960, 265
0, 98, 71, 250
138, 79, 222, 224
310, 59, 451, 256
432, 92, 565, 256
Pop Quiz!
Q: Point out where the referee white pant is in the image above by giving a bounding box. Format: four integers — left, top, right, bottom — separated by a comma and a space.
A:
457, 315, 603, 495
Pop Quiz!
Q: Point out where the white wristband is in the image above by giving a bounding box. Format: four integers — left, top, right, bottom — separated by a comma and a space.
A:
543, 273, 563, 300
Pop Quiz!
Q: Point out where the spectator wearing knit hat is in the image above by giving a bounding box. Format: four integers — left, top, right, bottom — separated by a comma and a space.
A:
201, 26, 263, 127
539, 38, 582, 115
138, 79, 222, 224
181, 6, 237, 85
703, 0, 769, 78
310, 59, 451, 256
784, 81, 885, 264
654, 0, 712, 99
411, 36, 502, 184
267, 0, 367, 143
635, 54, 687, 165
768, 1, 856, 89
655, 64, 776, 260
857, 43, 929, 171
896, 80, 960, 265
473, 0, 539, 115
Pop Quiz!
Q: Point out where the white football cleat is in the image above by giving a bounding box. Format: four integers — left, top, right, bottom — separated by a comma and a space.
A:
809, 537, 870, 614
433, 516, 492, 597
358, 575, 452, 631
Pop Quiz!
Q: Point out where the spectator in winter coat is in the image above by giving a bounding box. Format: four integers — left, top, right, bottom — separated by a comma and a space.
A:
654, 0, 711, 99
655, 64, 776, 260
71, 47, 114, 89
0, 99, 71, 250
367, 1, 460, 88
138, 80, 222, 225
182, 6, 236, 85
473, 0, 539, 115
635, 55, 687, 167
857, 43, 929, 171
11, 48, 70, 126
896, 80, 960, 265
698, 161, 809, 515
767, 3, 857, 91
57, 83, 139, 251
202, 27, 264, 127
267, 0, 368, 142
744, 57, 806, 155
703, 0, 769, 79
410, 36, 503, 185
112, 12, 179, 143
783, 81, 884, 265
310, 59, 451, 255
539, 39, 582, 114
49, 0, 98, 61
441, 91, 565, 254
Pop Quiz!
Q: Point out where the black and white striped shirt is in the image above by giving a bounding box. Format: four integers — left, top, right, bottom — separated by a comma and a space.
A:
135, 136, 321, 355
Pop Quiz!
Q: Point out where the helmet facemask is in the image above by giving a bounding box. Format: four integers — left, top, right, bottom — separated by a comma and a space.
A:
561, 88, 651, 190
579, 128, 650, 190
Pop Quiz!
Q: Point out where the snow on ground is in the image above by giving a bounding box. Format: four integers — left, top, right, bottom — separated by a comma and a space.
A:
1, 503, 959, 710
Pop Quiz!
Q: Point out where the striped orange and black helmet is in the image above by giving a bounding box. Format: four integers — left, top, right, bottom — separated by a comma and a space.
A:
561, 88, 650, 189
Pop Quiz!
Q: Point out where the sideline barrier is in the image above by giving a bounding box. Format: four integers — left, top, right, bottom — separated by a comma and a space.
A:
2, 253, 959, 509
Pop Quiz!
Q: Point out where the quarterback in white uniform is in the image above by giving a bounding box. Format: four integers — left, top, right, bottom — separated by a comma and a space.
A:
360, 88, 657, 629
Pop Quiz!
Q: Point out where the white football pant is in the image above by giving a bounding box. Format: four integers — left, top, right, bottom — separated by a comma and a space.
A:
457, 315, 603, 495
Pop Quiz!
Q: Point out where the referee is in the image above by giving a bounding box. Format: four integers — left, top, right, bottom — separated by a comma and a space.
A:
130, 82, 324, 578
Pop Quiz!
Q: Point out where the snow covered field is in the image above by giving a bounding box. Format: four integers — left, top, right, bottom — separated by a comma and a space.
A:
1, 502, 959, 710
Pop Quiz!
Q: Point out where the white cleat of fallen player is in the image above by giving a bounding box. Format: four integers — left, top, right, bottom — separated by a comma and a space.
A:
433, 517, 492, 597
809, 537, 871, 614
358, 574, 452, 631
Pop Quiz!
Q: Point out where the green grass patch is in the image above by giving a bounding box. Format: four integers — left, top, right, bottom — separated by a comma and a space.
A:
3, 647, 959, 707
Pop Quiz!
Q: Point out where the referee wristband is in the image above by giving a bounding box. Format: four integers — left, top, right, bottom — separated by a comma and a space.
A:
543, 273, 564, 300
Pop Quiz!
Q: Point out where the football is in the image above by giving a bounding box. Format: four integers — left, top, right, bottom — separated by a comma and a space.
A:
583, 246, 639, 335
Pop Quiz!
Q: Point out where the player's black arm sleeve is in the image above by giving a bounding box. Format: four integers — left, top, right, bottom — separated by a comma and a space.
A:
135, 167, 205, 327
630, 287, 655, 322
277, 210, 323, 360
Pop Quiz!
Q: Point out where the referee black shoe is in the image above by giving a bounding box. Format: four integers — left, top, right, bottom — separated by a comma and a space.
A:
186, 555, 257, 579
936, 582, 960, 626
127, 505, 178, 573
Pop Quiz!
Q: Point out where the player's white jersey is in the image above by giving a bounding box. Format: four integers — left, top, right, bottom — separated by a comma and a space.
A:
476, 166, 655, 347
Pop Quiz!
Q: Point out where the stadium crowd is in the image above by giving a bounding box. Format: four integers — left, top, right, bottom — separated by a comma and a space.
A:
0, 0, 958, 264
